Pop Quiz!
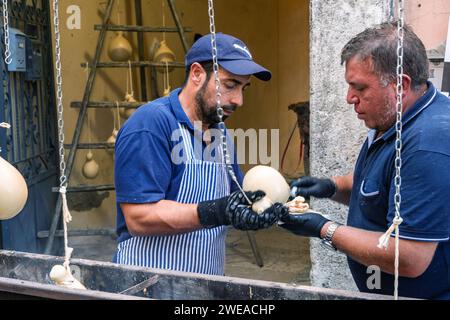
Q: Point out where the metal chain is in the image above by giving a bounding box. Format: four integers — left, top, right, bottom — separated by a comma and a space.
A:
393, 0, 405, 301
52, 0, 67, 187
2, 0, 11, 64
207, 0, 251, 204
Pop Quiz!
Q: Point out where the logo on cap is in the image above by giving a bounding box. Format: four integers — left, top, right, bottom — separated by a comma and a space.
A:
233, 43, 252, 59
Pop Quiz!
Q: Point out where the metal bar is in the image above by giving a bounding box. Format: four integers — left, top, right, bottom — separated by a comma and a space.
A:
166, 0, 189, 53
135, 0, 147, 101
119, 275, 159, 295
64, 143, 114, 150
44, 0, 116, 255
246, 232, 264, 267
51, 184, 115, 193
93, 25, 192, 33
37, 228, 116, 239
70, 101, 143, 108
80, 61, 185, 68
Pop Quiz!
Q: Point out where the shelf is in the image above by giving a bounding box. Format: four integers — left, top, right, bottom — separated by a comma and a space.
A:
52, 185, 115, 193
94, 24, 192, 33
64, 143, 114, 150
37, 228, 116, 238
70, 101, 144, 108
80, 61, 185, 69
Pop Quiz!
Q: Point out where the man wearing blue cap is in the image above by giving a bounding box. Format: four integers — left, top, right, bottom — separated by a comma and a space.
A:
113, 33, 288, 275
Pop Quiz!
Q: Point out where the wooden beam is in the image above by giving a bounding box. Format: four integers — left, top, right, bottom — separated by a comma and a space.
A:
93, 25, 192, 33
80, 61, 185, 68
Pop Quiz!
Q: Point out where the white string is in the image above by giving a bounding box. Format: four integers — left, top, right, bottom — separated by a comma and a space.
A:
0, 122, 11, 129
128, 59, 134, 96
85, 63, 92, 151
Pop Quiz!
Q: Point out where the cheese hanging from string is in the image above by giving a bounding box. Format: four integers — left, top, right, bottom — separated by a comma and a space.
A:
0, 123, 28, 220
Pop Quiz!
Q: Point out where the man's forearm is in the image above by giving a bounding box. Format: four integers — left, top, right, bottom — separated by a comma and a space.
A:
320, 223, 437, 278
121, 200, 203, 236
331, 174, 353, 205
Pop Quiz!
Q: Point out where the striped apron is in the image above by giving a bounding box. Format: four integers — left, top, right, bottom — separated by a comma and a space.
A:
116, 124, 230, 275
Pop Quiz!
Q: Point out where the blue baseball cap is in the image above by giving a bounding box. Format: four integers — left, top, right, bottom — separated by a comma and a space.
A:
185, 33, 272, 81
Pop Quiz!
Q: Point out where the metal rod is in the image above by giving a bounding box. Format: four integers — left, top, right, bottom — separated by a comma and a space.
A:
246, 232, 264, 267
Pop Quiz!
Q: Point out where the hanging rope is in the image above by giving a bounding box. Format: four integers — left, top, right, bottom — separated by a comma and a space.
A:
377, 0, 404, 300
85, 63, 92, 152
2, 0, 11, 64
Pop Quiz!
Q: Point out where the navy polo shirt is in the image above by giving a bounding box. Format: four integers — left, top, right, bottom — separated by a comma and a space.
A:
114, 88, 244, 243
347, 83, 450, 299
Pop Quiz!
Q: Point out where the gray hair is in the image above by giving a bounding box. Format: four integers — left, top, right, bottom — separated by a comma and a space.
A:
341, 21, 429, 90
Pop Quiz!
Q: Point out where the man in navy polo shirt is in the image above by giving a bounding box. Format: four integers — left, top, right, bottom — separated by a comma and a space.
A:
282, 22, 450, 299
113, 33, 288, 275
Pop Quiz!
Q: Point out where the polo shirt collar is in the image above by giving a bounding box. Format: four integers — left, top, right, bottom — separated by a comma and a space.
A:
169, 87, 196, 131
377, 81, 438, 142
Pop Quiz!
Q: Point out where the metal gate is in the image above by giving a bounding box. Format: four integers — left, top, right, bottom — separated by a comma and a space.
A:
0, 0, 58, 253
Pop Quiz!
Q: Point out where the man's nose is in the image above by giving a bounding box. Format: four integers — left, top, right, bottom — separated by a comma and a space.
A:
346, 87, 359, 105
229, 91, 244, 107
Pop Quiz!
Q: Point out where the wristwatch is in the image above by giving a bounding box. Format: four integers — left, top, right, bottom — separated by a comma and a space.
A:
321, 222, 342, 251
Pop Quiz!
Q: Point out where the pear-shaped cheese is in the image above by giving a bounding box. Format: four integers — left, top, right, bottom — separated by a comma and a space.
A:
0, 156, 28, 220
50, 264, 86, 290
243, 165, 290, 214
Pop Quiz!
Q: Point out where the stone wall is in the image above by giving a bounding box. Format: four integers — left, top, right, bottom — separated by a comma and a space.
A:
309, 0, 389, 291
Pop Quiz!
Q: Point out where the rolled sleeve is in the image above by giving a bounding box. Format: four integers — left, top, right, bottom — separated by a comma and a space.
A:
115, 130, 172, 204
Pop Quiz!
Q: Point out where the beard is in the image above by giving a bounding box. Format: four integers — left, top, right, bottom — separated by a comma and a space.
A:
375, 96, 397, 132
194, 82, 236, 126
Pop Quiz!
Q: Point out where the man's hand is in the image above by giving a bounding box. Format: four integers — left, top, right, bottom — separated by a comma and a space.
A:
279, 211, 330, 238
290, 176, 337, 198
197, 190, 289, 230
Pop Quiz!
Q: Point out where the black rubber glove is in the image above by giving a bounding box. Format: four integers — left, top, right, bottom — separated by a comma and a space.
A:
290, 176, 337, 198
197, 190, 289, 231
279, 212, 330, 238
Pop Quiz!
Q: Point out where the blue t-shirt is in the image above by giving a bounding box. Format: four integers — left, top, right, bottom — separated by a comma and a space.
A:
114, 88, 244, 243
347, 83, 450, 299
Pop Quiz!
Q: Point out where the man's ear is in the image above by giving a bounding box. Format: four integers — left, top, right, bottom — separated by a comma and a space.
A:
401, 74, 413, 96
189, 62, 206, 87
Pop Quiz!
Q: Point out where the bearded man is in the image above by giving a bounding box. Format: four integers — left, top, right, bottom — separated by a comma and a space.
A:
113, 33, 287, 275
